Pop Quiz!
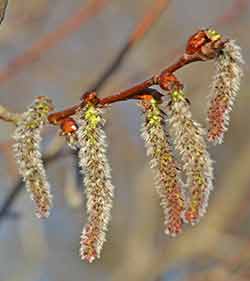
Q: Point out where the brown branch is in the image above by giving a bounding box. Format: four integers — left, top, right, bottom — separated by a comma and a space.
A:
48, 29, 226, 125
148, 0, 247, 77
0, 0, 170, 222
0, 0, 110, 84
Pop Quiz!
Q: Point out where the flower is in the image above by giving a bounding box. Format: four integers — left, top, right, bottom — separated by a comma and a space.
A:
207, 39, 243, 144
76, 103, 114, 262
168, 91, 213, 225
141, 98, 185, 236
13, 96, 53, 218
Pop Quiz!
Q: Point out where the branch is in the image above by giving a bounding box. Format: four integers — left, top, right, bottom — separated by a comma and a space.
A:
0, 0, 170, 223
48, 29, 226, 125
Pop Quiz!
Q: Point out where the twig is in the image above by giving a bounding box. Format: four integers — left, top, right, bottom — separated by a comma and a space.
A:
48, 30, 226, 124
0, 0, 170, 223
0, 0, 110, 84
75, 0, 170, 194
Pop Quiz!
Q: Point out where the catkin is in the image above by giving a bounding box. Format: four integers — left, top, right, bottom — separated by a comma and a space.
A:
141, 98, 185, 236
76, 104, 114, 262
207, 40, 243, 144
168, 91, 213, 225
13, 96, 53, 218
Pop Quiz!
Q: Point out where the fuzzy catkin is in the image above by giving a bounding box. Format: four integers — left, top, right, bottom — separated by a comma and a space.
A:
13, 96, 53, 218
141, 99, 185, 236
76, 104, 114, 263
207, 40, 243, 144
168, 92, 213, 225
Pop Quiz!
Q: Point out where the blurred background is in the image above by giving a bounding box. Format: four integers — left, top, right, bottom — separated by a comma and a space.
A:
0, 0, 250, 280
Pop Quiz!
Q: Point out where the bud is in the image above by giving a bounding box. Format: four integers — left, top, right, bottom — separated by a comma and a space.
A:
168, 91, 213, 225
60, 117, 79, 150
76, 103, 114, 262
208, 39, 243, 144
13, 96, 53, 218
141, 97, 185, 236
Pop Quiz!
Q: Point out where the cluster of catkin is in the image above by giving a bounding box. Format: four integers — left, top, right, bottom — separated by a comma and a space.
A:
12, 36, 243, 262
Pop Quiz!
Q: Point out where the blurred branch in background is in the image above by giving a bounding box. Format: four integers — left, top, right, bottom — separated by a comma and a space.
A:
91, 0, 170, 91
0, 0, 110, 84
0, 136, 65, 222
0, 0, 170, 225
215, 0, 249, 26
152, 0, 248, 68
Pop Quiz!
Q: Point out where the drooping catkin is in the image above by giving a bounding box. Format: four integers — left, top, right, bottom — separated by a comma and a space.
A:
141, 98, 185, 236
207, 39, 243, 144
168, 91, 213, 225
13, 96, 53, 218
76, 103, 114, 263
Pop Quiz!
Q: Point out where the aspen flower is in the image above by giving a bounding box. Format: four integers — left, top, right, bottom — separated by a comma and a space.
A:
13, 96, 53, 218
76, 103, 114, 262
208, 39, 243, 144
141, 98, 185, 236
168, 91, 213, 225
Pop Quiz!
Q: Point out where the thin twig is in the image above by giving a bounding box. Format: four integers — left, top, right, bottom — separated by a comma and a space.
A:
48, 31, 226, 124
0, 0, 170, 223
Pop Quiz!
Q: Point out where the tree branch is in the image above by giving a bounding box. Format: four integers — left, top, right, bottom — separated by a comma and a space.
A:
0, 0, 170, 223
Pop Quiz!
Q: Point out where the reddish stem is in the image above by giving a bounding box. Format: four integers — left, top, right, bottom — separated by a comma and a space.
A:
48, 29, 226, 125
99, 76, 157, 105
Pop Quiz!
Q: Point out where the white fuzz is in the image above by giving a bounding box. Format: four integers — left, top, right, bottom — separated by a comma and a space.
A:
13, 97, 53, 218
141, 99, 185, 236
208, 40, 243, 144
169, 97, 213, 224
76, 104, 114, 262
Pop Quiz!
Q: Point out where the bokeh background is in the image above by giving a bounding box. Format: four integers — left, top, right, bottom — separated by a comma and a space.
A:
0, 1, 250, 281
